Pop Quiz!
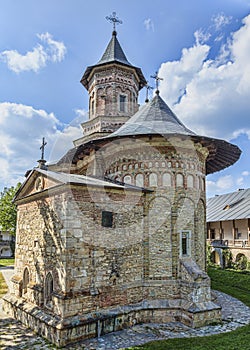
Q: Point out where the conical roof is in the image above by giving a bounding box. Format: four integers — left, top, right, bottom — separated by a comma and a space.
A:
98, 30, 131, 66
105, 92, 241, 174
80, 31, 146, 90
110, 92, 196, 137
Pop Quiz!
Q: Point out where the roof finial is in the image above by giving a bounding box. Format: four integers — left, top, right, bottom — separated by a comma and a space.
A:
106, 11, 122, 35
150, 71, 163, 95
145, 82, 153, 103
37, 137, 47, 169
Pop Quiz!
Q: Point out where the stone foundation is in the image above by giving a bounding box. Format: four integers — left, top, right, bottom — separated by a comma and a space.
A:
3, 294, 221, 347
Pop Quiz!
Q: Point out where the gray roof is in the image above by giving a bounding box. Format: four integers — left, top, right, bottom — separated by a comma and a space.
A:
109, 93, 196, 137
207, 188, 250, 222
98, 30, 131, 66
104, 93, 241, 175
80, 31, 146, 90
58, 93, 241, 175
15, 168, 148, 202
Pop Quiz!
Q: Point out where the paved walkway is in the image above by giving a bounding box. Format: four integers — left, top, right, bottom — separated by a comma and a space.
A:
1, 267, 250, 349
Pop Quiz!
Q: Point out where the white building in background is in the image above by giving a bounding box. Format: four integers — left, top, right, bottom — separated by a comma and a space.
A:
207, 188, 250, 267
0, 230, 14, 257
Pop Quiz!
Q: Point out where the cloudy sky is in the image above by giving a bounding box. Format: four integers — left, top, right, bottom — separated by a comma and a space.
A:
0, 0, 250, 197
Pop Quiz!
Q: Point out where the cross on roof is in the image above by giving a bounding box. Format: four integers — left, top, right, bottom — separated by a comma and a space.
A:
40, 137, 47, 160
150, 71, 163, 93
105, 12, 123, 32
145, 82, 153, 102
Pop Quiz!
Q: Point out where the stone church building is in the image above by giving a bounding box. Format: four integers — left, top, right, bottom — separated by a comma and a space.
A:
3, 16, 241, 346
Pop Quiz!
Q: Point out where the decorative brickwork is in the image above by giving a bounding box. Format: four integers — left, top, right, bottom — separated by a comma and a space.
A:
4, 26, 239, 346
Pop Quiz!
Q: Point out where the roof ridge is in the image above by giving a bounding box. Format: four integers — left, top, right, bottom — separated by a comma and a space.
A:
98, 31, 131, 66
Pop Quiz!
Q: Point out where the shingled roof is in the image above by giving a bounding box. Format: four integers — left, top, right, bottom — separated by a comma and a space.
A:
105, 92, 241, 175
58, 91, 241, 175
109, 92, 196, 137
98, 30, 131, 66
80, 31, 146, 90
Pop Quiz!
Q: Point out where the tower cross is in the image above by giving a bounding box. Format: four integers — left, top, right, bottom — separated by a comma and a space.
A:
150, 71, 163, 93
105, 12, 123, 32
40, 137, 47, 160
145, 82, 153, 102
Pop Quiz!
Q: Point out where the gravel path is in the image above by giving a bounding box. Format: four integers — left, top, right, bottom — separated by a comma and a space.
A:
1, 267, 250, 349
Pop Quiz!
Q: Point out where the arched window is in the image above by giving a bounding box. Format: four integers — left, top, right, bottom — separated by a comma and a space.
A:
149, 173, 158, 187
135, 173, 144, 187
123, 175, 132, 185
187, 175, 194, 188
44, 272, 54, 307
162, 173, 171, 187
176, 173, 184, 187
23, 267, 30, 295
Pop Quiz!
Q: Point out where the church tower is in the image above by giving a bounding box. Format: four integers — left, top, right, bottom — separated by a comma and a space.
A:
3, 12, 242, 347
75, 12, 146, 145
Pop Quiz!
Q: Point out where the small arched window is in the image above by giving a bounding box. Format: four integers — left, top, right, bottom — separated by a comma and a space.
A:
162, 173, 171, 187
149, 173, 158, 187
23, 267, 30, 295
135, 173, 144, 187
45, 272, 54, 307
176, 173, 184, 187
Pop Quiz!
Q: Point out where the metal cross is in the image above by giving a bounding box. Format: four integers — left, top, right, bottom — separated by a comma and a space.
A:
40, 137, 47, 160
145, 82, 153, 102
150, 71, 163, 92
105, 12, 123, 32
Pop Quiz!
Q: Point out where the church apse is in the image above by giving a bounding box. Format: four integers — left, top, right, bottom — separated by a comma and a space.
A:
2, 12, 241, 346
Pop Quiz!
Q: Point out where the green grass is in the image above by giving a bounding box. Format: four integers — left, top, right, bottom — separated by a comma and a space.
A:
0, 258, 14, 267
208, 266, 250, 307
126, 266, 250, 350
0, 272, 8, 298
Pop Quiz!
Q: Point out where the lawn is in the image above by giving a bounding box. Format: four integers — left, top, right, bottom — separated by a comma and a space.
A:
0, 258, 14, 267
126, 266, 250, 350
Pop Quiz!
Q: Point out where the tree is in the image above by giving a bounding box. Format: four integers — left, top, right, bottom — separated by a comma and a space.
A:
0, 183, 21, 235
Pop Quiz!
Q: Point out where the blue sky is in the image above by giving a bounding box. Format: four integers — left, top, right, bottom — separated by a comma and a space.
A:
0, 0, 250, 197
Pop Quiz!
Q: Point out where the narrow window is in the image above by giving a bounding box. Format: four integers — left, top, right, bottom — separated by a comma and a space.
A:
45, 272, 54, 307
120, 95, 126, 112
102, 211, 113, 228
23, 267, 30, 295
180, 231, 191, 256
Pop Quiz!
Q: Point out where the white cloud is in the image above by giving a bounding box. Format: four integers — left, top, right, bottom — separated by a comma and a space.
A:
212, 13, 232, 31
144, 18, 154, 32
242, 171, 250, 177
0, 102, 82, 189
0, 32, 66, 73
74, 108, 89, 122
158, 14, 250, 141
206, 175, 234, 196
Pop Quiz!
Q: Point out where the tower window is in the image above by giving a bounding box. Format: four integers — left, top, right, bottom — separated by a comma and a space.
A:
180, 230, 191, 256
119, 95, 126, 112
102, 211, 113, 228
